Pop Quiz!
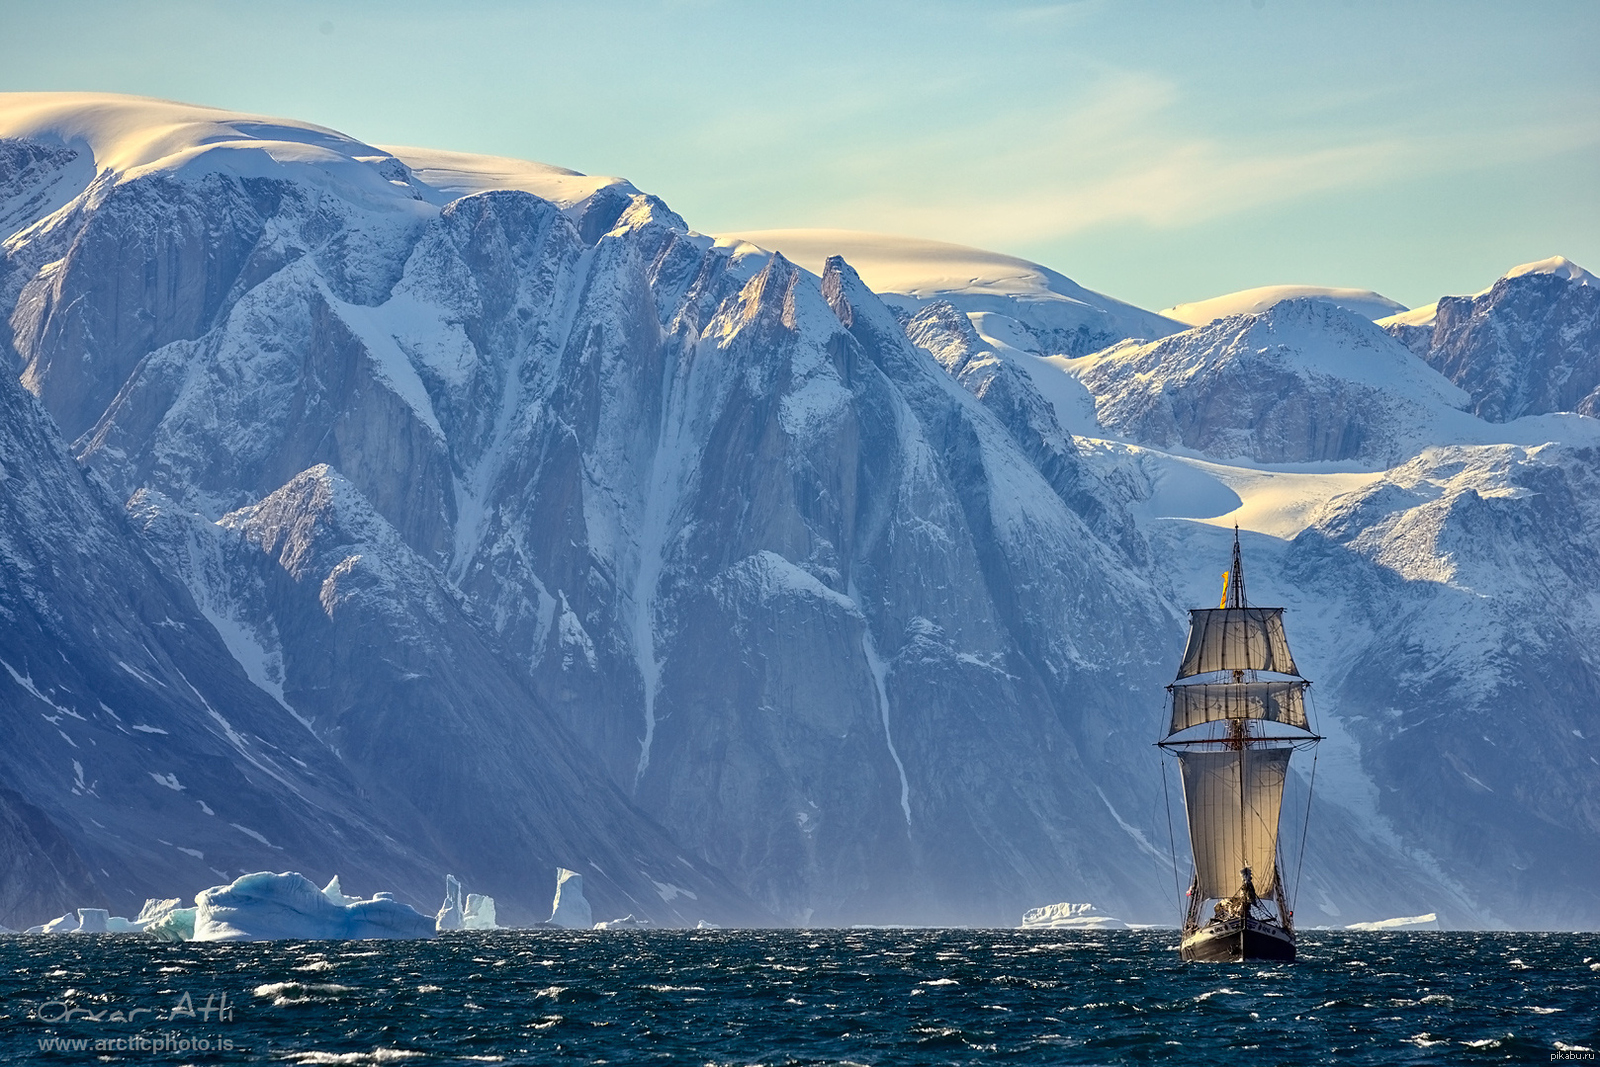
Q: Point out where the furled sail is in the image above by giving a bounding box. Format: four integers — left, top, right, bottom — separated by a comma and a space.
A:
1178, 746, 1292, 899
1169, 680, 1308, 734
1175, 607, 1300, 679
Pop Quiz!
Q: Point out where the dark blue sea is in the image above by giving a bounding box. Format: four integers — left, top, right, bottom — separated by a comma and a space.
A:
2, 929, 1596, 1065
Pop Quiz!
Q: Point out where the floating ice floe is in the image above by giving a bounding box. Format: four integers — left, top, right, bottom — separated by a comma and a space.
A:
191, 872, 435, 941
24, 911, 86, 934
549, 867, 592, 929
1019, 903, 1129, 930
1346, 913, 1440, 931
695, 920, 721, 930
593, 914, 651, 930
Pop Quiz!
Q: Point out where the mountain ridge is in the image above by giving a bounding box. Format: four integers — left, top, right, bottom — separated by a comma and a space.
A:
2, 92, 1596, 929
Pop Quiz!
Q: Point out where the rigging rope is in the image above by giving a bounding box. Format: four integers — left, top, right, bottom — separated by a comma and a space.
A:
1160, 748, 1186, 927
1291, 688, 1322, 910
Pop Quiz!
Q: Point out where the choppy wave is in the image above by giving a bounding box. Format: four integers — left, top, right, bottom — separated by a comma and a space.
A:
1, 930, 1595, 1064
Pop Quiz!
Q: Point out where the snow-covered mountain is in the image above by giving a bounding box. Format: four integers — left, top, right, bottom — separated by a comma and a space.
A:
1379, 258, 1600, 422
1161, 284, 1406, 327
934, 269, 1600, 929
2, 93, 1597, 929
1062, 299, 1476, 465
0, 94, 1186, 927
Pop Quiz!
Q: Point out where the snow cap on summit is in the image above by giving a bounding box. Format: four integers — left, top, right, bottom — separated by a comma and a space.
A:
1161, 284, 1406, 327
1378, 255, 1594, 328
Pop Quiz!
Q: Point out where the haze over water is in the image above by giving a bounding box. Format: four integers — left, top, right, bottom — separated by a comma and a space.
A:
3, 929, 1596, 1065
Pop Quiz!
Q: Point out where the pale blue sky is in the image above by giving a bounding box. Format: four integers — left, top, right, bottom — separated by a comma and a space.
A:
3, 0, 1594, 311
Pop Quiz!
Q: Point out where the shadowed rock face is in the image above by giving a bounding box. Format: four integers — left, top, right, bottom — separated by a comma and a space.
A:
1392, 273, 1600, 422
128, 468, 766, 927
1068, 299, 1461, 466
0, 364, 437, 928
1281, 442, 1600, 927
903, 299, 1144, 563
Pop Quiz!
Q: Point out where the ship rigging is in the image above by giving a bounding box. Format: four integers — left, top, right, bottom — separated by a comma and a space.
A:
1159, 528, 1321, 963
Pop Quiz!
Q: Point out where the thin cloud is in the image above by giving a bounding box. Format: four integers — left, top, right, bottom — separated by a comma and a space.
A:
726, 70, 1600, 251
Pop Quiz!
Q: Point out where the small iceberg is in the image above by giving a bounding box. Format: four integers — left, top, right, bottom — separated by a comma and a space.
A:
463, 893, 497, 930
24, 911, 91, 935
1019, 903, 1128, 930
191, 872, 435, 941
1346, 913, 1440, 931
593, 914, 651, 930
434, 874, 499, 931
23, 895, 198, 940
549, 867, 592, 929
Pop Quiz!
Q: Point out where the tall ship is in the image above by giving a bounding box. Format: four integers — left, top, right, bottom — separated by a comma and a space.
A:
1160, 530, 1321, 963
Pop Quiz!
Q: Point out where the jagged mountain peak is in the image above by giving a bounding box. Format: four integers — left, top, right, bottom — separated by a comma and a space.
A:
721, 228, 1182, 357
1379, 255, 1595, 330
223, 465, 396, 562
1381, 258, 1600, 424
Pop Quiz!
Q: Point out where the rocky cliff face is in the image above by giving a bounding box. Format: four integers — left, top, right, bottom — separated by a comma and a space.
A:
1066, 299, 1471, 466
3, 94, 1597, 928
1283, 442, 1600, 929
0, 361, 431, 925
0, 97, 1193, 927
1387, 270, 1600, 422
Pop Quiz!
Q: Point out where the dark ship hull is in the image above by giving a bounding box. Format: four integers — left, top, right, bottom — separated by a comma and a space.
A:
1180, 916, 1296, 963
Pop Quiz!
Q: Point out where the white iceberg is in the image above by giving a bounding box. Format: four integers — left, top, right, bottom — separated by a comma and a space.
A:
695, 920, 721, 930
73, 908, 110, 933
593, 914, 651, 930
1346, 913, 1440, 931
191, 871, 435, 941
436, 873, 464, 931
22, 898, 196, 937
435, 874, 499, 931
549, 867, 592, 929
463, 893, 498, 930
24, 908, 119, 934
1019, 903, 1128, 930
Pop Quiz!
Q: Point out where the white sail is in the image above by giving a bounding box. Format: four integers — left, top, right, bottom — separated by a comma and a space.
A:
1175, 608, 1299, 679
1178, 747, 1291, 899
1169, 680, 1308, 735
